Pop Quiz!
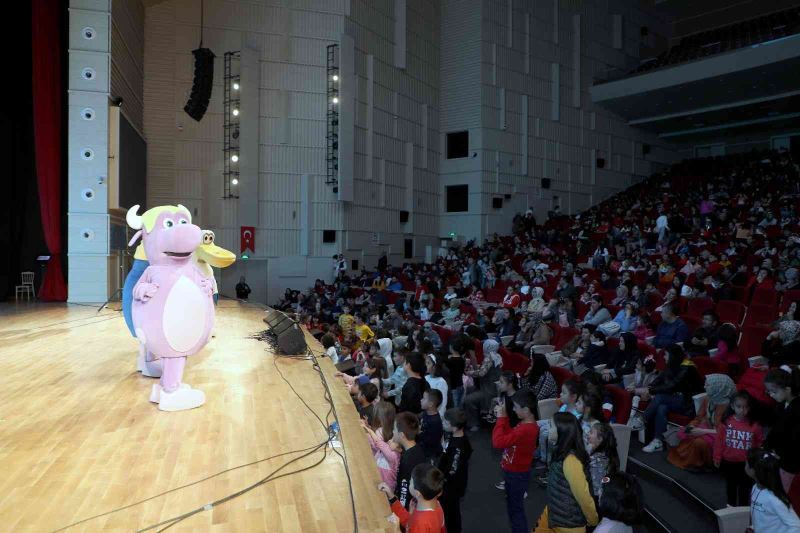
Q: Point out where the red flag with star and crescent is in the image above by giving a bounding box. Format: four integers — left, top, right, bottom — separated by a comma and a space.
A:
240, 226, 255, 254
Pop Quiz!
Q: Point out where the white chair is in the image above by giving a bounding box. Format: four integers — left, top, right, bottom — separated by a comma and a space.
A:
531, 344, 555, 355
593, 364, 607, 372
15, 271, 35, 301
693, 392, 707, 416
645, 335, 656, 345
611, 423, 632, 472
748, 355, 768, 368
622, 373, 636, 388
708, 348, 719, 358
714, 507, 750, 533
538, 398, 559, 421
500, 335, 514, 347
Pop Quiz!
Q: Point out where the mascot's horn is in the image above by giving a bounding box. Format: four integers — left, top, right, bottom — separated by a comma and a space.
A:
127, 204, 143, 230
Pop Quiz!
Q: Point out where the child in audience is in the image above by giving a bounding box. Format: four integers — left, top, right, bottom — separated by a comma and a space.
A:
379, 463, 446, 532
357, 382, 379, 421
438, 408, 472, 533
714, 390, 762, 507
577, 391, 606, 448
321, 333, 339, 363
492, 389, 540, 533
746, 447, 800, 531
446, 335, 468, 408
626, 355, 659, 431
595, 472, 644, 533
587, 423, 620, 499
419, 389, 444, 460
763, 366, 800, 494
383, 348, 409, 405
394, 412, 428, 510
538, 379, 583, 460
425, 354, 449, 418
363, 401, 401, 488
400, 352, 430, 414
534, 412, 599, 532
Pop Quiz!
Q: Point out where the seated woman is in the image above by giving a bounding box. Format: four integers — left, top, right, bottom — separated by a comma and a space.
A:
762, 320, 800, 366
562, 325, 594, 359
612, 302, 639, 335
642, 344, 704, 453
775, 300, 799, 325
611, 285, 630, 307
667, 373, 736, 470
518, 315, 554, 354
524, 352, 559, 401
601, 332, 639, 385
527, 286, 546, 314
574, 330, 610, 374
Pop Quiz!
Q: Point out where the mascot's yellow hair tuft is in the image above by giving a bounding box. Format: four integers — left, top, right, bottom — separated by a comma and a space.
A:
126, 204, 192, 233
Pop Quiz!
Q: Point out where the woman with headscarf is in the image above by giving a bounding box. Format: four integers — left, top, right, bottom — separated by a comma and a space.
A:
526, 286, 546, 314
463, 339, 504, 431
601, 332, 639, 384
762, 320, 800, 366
611, 284, 629, 306
667, 373, 737, 470
377, 336, 394, 375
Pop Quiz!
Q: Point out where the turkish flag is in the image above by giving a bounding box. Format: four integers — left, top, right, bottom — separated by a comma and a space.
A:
241, 226, 255, 253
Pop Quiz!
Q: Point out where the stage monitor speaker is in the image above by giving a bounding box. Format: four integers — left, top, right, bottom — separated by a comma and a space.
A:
492, 197, 503, 209
541, 178, 551, 189
596, 158, 605, 169
264, 309, 308, 355
399, 210, 409, 223
184, 48, 215, 122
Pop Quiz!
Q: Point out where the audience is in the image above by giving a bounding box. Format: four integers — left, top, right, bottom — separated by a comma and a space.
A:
280, 148, 800, 529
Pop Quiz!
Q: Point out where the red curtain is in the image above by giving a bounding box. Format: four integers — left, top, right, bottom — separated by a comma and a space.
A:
31, 0, 67, 301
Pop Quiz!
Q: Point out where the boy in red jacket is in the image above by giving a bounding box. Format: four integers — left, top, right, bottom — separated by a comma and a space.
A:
492, 389, 539, 533
378, 463, 446, 533
714, 391, 763, 506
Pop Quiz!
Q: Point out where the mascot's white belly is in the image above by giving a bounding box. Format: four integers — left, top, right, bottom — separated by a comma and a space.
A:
162, 276, 207, 352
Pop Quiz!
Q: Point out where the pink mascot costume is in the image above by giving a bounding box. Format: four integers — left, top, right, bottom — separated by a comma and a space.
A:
127, 204, 214, 412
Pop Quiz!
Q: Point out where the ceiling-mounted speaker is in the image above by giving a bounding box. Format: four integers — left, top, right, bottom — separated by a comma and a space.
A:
264, 308, 308, 355
541, 178, 551, 189
400, 210, 409, 223
504, 193, 512, 199
184, 48, 215, 121
596, 158, 606, 169
492, 197, 503, 209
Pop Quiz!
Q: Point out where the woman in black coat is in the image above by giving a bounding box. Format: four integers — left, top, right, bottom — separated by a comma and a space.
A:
601, 332, 639, 385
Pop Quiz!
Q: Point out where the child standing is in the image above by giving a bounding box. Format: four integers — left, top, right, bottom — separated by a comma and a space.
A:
419, 389, 444, 460
594, 472, 644, 533
713, 391, 763, 506
763, 367, 800, 494
400, 352, 430, 414
446, 335, 468, 408
363, 401, 400, 489
538, 379, 583, 460
534, 412, 599, 533
425, 355, 449, 418
356, 382, 379, 422
383, 349, 409, 405
587, 423, 620, 499
394, 412, 428, 510
378, 463, 447, 533
492, 389, 540, 533
746, 448, 800, 532
438, 408, 472, 533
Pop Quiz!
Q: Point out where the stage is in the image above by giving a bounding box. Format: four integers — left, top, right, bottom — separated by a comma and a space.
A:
0, 301, 395, 532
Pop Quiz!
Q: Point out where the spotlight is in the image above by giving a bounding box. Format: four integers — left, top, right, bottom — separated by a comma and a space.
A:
232, 108, 240, 116
332, 74, 339, 81
233, 82, 240, 90
231, 177, 239, 185
231, 154, 239, 162
331, 97, 339, 104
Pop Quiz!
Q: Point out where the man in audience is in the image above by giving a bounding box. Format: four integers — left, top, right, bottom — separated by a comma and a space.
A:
653, 303, 689, 348
685, 310, 720, 356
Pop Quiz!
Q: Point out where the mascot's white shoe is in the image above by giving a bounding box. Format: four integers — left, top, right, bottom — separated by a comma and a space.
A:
149, 383, 191, 403
158, 387, 205, 412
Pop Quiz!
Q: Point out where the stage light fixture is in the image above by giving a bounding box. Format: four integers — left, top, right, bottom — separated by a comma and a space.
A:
231, 177, 239, 185
331, 97, 339, 104
332, 74, 339, 81
232, 108, 240, 116
233, 81, 240, 90
231, 154, 239, 162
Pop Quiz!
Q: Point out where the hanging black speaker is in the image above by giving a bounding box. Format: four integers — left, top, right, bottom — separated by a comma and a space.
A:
184, 48, 215, 122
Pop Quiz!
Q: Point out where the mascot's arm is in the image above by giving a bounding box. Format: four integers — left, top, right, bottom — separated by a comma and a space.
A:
133, 268, 159, 301
192, 264, 215, 296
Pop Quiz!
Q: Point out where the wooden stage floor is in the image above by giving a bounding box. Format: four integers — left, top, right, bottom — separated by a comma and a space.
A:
0, 301, 395, 532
